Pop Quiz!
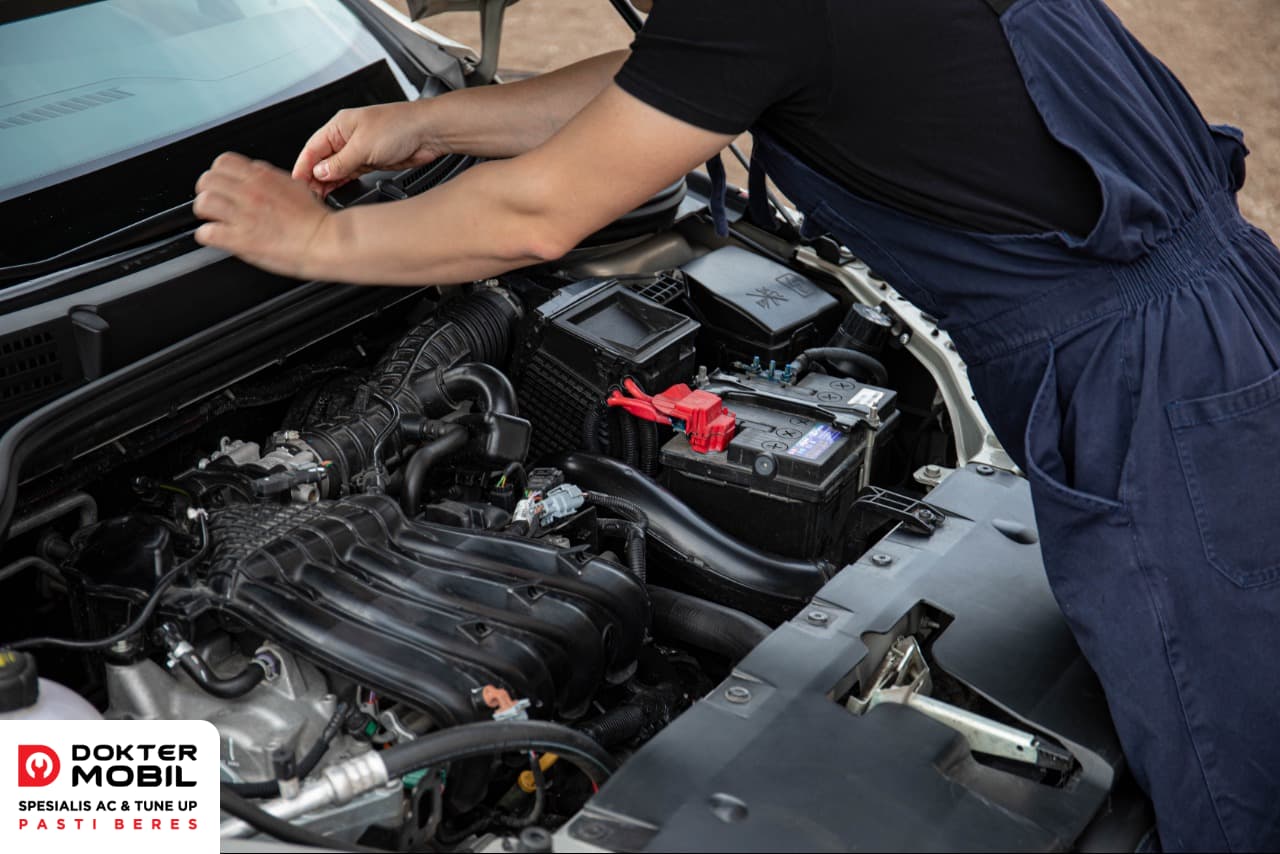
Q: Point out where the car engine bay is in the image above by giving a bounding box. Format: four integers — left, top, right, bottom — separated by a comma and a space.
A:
0, 192, 1141, 850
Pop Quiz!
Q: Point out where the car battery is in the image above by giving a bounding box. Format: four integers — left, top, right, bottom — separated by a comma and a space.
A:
659, 370, 897, 561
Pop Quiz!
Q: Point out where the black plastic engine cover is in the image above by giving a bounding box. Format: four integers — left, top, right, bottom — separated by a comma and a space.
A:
205, 495, 648, 725
564, 466, 1128, 851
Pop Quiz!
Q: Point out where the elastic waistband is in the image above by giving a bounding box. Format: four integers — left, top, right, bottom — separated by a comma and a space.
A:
955, 191, 1249, 364
1112, 191, 1245, 309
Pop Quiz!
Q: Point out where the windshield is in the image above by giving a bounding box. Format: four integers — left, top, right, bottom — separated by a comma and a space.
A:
0, 0, 412, 204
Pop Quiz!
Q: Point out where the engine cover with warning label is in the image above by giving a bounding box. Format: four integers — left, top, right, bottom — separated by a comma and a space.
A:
659, 371, 897, 561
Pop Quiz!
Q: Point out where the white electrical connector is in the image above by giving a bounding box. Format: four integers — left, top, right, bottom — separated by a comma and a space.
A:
512, 483, 585, 530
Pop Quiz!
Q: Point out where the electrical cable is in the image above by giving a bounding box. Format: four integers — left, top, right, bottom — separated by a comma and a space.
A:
225, 701, 351, 798
497, 460, 528, 498
496, 751, 546, 829
365, 390, 402, 494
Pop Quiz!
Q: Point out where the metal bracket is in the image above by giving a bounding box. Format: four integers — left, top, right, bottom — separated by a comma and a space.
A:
848, 637, 1073, 773
406, 0, 511, 84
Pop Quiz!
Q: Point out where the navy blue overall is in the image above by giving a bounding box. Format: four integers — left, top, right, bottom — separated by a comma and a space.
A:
740, 0, 1280, 849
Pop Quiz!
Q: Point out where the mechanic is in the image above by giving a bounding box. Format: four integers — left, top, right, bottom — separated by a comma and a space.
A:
193, 1, 1280, 849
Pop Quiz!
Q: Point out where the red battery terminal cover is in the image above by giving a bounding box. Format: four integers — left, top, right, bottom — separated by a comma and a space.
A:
607, 378, 736, 454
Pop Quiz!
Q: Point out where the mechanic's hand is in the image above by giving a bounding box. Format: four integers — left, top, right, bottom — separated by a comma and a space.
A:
292, 103, 445, 198
194, 152, 335, 280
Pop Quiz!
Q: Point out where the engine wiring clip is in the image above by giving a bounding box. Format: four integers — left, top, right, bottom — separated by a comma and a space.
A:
606, 377, 736, 454
480, 685, 531, 722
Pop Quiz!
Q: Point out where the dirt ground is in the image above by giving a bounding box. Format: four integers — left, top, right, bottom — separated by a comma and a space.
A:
418, 0, 1280, 237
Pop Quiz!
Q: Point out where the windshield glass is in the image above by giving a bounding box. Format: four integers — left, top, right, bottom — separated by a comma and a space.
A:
0, 0, 410, 203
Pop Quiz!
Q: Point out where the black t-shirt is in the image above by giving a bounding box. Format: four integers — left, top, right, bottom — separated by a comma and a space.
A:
615, 0, 1102, 236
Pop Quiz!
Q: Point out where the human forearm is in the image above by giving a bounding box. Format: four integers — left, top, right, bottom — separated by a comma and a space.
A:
200, 86, 732, 289
311, 159, 571, 286
423, 50, 629, 159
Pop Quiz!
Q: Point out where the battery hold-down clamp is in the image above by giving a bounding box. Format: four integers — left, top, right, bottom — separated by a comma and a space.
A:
607, 378, 736, 454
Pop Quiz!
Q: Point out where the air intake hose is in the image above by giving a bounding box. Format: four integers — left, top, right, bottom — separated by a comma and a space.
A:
300, 287, 521, 495
647, 586, 771, 662
559, 453, 833, 623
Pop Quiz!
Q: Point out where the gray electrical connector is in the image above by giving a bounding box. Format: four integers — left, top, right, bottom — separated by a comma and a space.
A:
540, 484, 585, 523
513, 484, 586, 530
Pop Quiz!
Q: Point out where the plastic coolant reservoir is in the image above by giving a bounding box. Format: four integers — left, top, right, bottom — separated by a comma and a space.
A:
0, 649, 101, 720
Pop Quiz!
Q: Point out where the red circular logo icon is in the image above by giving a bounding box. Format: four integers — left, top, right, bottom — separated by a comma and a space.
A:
17, 744, 60, 787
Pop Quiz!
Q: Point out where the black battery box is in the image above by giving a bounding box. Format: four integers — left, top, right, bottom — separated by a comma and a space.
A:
681, 246, 841, 367
514, 279, 699, 461
659, 370, 897, 561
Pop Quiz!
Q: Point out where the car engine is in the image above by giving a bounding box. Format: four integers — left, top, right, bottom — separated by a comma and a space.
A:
0, 207, 1030, 849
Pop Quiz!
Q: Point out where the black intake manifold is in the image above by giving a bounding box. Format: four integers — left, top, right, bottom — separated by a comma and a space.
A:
206, 495, 648, 725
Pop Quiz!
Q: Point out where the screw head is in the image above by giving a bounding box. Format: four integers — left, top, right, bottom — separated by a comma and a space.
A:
924, 464, 942, 478
574, 821, 607, 841
724, 685, 752, 704
871, 553, 894, 567
753, 453, 778, 477
806, 610, 829, 625
976, 464, 995, 476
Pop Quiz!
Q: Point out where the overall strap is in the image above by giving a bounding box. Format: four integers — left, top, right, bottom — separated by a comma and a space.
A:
705, 154, 730, 237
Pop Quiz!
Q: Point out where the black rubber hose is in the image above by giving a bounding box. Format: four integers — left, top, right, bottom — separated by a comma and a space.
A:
219, 785, 385, 852
648, 586, 772, 662
400, 425, 469, 516
226, 701, 351, 798
415, 362, 518, 417
616, 410, 639, 468
154, 623, 268, 700
179, 654, 266, 700
302, 287, 521, 496
578, 705, 645, 748
561, 454, 831, 623
802, 347, 889, 387
379, 720, 618, 786
8, 491, 98, 538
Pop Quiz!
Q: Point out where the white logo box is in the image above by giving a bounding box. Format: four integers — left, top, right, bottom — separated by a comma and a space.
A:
0, 719, 219, 853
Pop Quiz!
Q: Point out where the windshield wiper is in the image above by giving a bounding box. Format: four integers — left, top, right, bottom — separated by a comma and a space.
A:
0, 201, 200, 286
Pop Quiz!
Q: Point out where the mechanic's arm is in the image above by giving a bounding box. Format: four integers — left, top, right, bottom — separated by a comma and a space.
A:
292, 50, 629, 197
194, 85, 733, 285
